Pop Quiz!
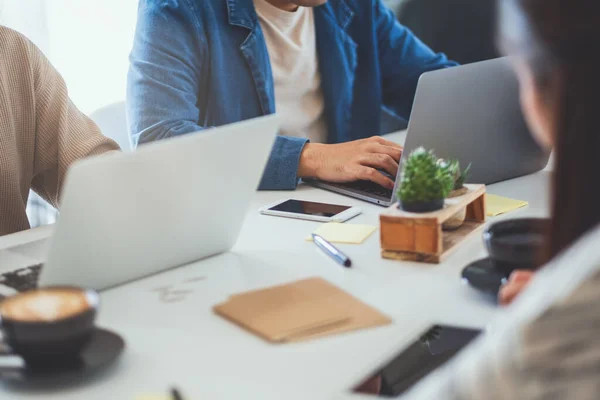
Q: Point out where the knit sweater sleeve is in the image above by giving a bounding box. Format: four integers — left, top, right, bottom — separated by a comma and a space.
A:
28, 39, 119, 207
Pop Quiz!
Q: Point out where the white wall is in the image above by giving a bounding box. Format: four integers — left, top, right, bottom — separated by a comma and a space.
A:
1, 0, 139, 226
1, 0, 138, 114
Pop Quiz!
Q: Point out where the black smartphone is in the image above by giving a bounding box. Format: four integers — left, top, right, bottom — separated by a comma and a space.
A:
353, 324, 482, 397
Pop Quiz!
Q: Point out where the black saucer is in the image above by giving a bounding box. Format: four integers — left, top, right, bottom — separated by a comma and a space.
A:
461, 258, 511, 297
0, 328, 124, 383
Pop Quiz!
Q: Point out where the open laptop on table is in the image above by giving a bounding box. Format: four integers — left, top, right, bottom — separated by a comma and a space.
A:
305, 57, 550, 207
1, 115, 278, 292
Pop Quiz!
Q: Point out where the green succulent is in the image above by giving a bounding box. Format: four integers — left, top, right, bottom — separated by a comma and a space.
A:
398, 148, 454, 204
444, 159, 472, 190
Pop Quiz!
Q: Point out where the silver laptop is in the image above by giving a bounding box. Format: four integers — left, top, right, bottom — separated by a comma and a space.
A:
306, 57, 550, 206
38, 115, 279, 290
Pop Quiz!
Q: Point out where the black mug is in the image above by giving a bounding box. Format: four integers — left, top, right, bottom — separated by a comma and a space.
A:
0, 287, 99, 368
483, 218, 549, 274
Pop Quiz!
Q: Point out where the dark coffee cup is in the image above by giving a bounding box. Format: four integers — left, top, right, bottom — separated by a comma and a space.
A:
483, 218, 549, 273
0, 286, 99, 367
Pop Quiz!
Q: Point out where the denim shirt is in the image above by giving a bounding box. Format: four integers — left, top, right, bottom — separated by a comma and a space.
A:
127, 0, 457, 190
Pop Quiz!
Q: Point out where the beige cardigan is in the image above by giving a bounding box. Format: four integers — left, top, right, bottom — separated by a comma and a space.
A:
0, 26, 119, 236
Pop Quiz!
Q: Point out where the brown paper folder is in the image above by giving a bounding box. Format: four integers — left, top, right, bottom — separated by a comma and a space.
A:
214, 277, 392, 343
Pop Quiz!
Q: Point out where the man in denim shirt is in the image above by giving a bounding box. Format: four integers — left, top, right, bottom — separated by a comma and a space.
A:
127, 0, 456, 191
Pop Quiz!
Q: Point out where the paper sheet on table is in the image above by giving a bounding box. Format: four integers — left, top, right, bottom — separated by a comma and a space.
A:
486, 194, 528, 217
306, 223, 377, 244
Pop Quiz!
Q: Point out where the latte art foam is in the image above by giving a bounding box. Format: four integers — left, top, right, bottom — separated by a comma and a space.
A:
0, 289, 91, 322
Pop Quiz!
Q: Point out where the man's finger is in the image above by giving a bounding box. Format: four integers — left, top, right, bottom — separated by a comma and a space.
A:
360, 154, 399, 178
357, 166, 395, 189
367, 144, 403, 162
373, 136, 403, 149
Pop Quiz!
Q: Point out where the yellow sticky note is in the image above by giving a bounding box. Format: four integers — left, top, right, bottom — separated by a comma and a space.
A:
486, 194, 528, 217
306, 223, 377, 244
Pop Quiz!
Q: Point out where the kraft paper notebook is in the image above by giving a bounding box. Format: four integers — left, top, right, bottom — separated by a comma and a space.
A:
214, 278, 392, 343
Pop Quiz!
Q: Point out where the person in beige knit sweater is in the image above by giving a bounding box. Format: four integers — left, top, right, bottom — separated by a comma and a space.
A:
0, 26, 119, 237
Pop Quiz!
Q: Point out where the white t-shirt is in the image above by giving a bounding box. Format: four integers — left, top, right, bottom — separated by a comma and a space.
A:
254, 0, 328, 143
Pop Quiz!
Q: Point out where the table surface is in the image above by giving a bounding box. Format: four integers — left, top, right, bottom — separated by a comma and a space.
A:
0, 131, 551, 400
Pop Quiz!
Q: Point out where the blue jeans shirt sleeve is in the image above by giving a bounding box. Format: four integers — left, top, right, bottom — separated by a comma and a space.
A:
127, 0, 207, 145
127, 0, 306, 191
259, 136, 308, 190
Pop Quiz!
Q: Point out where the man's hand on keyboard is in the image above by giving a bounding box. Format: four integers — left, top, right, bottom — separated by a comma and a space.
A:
298, 136, 402, 189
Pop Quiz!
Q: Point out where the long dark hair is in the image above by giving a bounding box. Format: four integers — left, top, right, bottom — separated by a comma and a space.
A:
499, 0, 600, 263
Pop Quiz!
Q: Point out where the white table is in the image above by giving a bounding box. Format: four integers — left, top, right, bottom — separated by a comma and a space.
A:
0, 131, 551, 399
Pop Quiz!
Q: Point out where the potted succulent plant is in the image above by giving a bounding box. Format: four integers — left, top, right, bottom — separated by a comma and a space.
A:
397, 148, 454, 213
447, 160, 472, 198
442, 160, 472, 230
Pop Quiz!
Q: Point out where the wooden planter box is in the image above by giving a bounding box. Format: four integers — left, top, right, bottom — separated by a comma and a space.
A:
380, 184, 486, 264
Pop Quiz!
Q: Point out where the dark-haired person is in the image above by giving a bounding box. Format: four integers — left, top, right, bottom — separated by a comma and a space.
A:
0, 26, 119, 237
396, 0, 600, 398
127, 0, 457, 191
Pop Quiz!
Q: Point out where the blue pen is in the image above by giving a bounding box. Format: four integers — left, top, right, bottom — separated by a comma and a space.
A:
312, 234, 352, 268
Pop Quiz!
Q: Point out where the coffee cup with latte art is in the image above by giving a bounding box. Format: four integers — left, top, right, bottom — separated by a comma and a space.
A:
0, 287, 99, 367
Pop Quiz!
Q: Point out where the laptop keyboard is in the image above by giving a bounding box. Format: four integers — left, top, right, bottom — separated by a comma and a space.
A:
344, 180, 394, 199
0, 264, 41, 300
336, 169, 395, 199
